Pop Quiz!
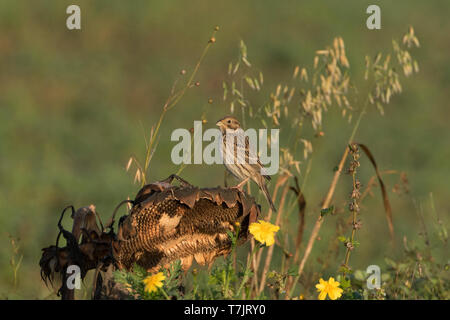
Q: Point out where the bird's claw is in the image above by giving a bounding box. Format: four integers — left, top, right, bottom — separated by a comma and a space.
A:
231, 178, 250, 191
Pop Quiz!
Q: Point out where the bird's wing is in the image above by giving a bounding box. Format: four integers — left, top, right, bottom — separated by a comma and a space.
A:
223, 130, 271, 181
236, 134, 271, 180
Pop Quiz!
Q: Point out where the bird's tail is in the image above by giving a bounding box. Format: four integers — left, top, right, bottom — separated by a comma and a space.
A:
259, 178, 277, 212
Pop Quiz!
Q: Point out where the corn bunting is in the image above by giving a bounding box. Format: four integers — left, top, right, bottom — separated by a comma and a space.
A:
216, 116, 277, 212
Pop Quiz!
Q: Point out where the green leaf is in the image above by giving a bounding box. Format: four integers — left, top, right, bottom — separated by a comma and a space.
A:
340, 277, 351, 289
354, 270, 366, 281
287, 266, 298, 276
321, 206, 334, 217
226, 230, 236, 245
338, 265, 353, 274
385, 257, 397, 268
352, 240, 360, 247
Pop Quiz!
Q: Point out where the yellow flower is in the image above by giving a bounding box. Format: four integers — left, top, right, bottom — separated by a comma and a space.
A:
315, 277, 343, 300
143, 272, 166, 294
249, 220, 280, 246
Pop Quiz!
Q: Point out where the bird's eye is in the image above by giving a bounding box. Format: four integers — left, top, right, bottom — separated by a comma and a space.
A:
227, 120, 231, 123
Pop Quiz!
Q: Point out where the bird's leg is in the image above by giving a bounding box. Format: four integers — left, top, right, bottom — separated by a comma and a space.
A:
230, 177, 250, 191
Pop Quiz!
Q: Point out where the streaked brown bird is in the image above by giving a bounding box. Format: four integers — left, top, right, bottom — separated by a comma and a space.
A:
216, 116, 277, 212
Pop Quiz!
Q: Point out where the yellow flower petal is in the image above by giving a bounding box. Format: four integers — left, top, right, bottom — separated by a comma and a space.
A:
266, 236, 274, 246
328, 287, 343, 300
329, 277, 339, 286
315, 278, 326, 291
315, 276, 343, 300
143, 272, 166, 294
318, 290, 327, 300
249, 220, 280, 246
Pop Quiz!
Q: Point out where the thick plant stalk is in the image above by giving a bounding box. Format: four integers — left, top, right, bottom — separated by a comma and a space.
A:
284, 179, 306, 292
251, 174, 286, 296
258, 178, 290, 295
254, 175, 287, 271
250, 239, 259, 295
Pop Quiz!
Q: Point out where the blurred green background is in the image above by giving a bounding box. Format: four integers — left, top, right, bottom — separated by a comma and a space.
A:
0, 0, 448, 299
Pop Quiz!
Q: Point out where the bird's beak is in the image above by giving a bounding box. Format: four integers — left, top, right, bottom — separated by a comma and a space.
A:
215, 120, 222, 127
